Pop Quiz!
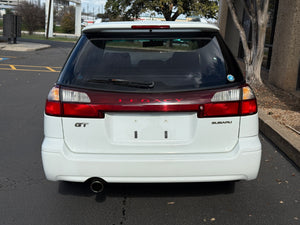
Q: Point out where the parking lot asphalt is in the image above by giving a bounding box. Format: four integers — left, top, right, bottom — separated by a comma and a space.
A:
0, 40, 299, 225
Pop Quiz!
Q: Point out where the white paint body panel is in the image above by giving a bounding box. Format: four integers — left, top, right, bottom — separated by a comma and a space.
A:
61, 113, 240, 154
42, 113, 261, 183
83, 21, 219, 32
239, 113, 259, 137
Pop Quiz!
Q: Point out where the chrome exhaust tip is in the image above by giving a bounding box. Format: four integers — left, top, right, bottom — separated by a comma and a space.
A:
89, 178, 105, 193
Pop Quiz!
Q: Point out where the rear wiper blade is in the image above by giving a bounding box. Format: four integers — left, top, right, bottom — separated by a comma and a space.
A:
87, 78, 155, 89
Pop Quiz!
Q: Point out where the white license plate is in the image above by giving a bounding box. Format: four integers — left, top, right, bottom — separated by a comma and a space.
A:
105, 113, 197, 144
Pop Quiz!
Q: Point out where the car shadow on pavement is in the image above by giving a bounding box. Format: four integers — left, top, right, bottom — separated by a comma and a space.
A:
58, 181, 236, 203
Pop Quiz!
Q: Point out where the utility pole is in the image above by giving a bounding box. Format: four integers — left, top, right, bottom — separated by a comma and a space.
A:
46, 0, 53, 39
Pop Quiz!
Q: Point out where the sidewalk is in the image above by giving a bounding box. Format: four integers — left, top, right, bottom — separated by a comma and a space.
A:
259, 110, 300, 168
0, 41, 51, 51
0, 30, 77, 51
242, 62, 300, 168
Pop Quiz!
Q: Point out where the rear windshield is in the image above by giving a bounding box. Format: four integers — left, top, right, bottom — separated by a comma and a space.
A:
58, 31, 243, 93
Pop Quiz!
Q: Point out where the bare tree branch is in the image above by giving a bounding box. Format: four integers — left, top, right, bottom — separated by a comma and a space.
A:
242, 0, 254, 21
257, 0, 264, 24
257, 0, 262, 11
225, 0, 270, 84
249, 0, 256, 17
262, 0, 270, 24
263, 0, 269, 13
256, 0, 269, 65
225, 0, 250, 61
171, 10, 180, 21
242, 0, 257, 62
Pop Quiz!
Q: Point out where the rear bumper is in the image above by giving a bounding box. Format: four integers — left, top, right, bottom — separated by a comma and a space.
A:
41, 136, 261, 183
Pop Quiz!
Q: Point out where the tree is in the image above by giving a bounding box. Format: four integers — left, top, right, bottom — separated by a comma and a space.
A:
16, 2, 45, 35
225, 0, 270, 84
54, 1, 69, 28
104, 0, 138, 21
5, 8, 13, 14
105, 0, 219, 21
61, 6, 75, 33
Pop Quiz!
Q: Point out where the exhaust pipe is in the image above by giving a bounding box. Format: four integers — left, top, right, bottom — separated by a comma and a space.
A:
89, 178, 105, 193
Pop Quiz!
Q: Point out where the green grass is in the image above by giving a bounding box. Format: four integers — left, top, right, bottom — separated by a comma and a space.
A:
0, 17, 74, 42
53, 25, 64, 33
0, 21, 77, 43
21, 33, 79, 43
36, 26, 64, 33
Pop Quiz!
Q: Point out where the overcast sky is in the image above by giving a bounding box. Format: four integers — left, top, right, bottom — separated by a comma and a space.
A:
80, 0, 107, 14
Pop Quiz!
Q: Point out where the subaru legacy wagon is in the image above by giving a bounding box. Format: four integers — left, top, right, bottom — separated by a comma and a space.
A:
42, 22, 261, 189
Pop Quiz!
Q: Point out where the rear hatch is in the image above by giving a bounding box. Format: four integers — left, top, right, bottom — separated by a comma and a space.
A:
46, 25, 257, 154
60, 88, 242, 154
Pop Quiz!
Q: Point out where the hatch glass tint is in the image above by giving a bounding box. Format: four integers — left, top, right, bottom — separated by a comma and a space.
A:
58, 32, 243, 92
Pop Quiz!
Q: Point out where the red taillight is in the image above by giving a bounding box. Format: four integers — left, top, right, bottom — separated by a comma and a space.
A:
131, 25, 170, 29
202, 85, 257, 117
63, 103, 104, 118
45, 100, 61, 116
203, 102, 240, 117
241, 99, 257, 115
45, 87, 61, 116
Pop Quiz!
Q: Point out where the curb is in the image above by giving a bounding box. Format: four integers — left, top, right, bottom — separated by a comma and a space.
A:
259, 111, 300, 168
0, 42, 51, 52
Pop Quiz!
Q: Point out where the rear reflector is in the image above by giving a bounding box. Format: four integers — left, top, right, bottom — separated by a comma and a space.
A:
241, 99, 257, 115
203, 102, 240, 117
45, 100, 61, 116
131, 25, 170, 29
63, 103, 104, 118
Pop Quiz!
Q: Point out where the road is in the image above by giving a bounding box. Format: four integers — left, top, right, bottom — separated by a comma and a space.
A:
0, 40, 299, 225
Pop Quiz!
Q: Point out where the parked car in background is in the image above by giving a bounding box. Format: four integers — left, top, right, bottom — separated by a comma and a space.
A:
81, 19, 95, 27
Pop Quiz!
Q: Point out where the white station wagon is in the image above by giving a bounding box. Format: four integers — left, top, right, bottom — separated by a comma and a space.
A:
42, 21, 261, 192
